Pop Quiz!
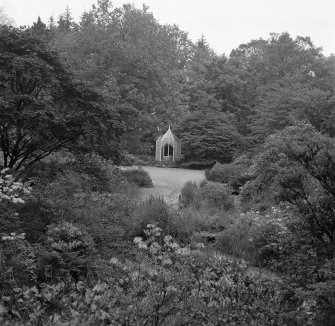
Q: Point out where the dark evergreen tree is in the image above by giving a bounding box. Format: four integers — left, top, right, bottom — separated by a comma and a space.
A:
57, 6, 75, 32
177, 111, 241, 162
31, 16, 49, 40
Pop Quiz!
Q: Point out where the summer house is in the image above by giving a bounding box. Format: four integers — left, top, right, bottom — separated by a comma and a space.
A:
155, 126, 181, 162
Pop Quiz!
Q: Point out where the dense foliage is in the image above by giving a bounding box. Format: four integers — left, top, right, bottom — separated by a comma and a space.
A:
0, 26, 120, 169
2, 2, 335, 162
1, 2, 335, 325
121, 167, 153, 188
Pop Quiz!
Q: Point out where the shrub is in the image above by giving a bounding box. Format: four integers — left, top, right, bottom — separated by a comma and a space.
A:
215, 208, 290, 265
130, 196, 170, 235
23, 151, 121, 193
216, 213, 256, 261
45, 222, 95, 256
44, 222, 96, 279
0, 235, 37, 292
74, 190, 138, 257
121, 167, 153, 188
179, 181, 198, 208
0, 169, 31, 235
19, 152, 138, 243
178, 160, 215, 170
0, 225, 313, 326
232, 154, 252, 167
129, 197, 193, 243
180, 206, 234, 232
205, 163, 252, 192
239, 179, 275, 213
198, 182, 234, 211
243, 123, 335, 253
71, 153, 120, 192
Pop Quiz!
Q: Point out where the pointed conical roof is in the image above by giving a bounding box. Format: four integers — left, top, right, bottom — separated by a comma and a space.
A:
161, 126, 177, 143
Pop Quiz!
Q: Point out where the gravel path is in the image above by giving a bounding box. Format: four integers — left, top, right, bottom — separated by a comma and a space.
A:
139, 166, 205, 205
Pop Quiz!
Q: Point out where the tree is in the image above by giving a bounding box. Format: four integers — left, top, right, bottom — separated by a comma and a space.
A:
184, 37, 219, 113
0, 26, 113, 170
57, 6, 76, 32
253, 80, 335, 140
0, 7, 14, 26
248, 123, 335, 256
51, 1, 193, 154
229, 33, 334, 144
31, 16, 50, 40
177, 111, 241, 162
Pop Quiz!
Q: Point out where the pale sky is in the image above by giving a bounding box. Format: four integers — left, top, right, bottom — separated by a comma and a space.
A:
1, 0, 334, 56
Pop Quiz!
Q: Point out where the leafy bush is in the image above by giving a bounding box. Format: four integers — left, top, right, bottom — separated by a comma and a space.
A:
179, 181, 198, 208
71, 153, 120, 192
216, 213, 256, 261
198, 182, 234, 211
43, 222, 96, 279
0, 169, 31, 235
216, 208, 290, 264
0, 235, 37, 292
241, 123, 335, 252
71, 191, 137, 257
24, 152, 119, 193
180, 206, 234, 232
232, 154, 252, 166
239, 179, 275, 213
130, 196, 171, 235
129, 197, 193, 243
205, 163, 241, 183
178, 160, 215, 170
205, 163, 252, 192
0, 225, 313, 326
121, 167, 153, 188
45, 222, 95, 256
19, 153, 138, 247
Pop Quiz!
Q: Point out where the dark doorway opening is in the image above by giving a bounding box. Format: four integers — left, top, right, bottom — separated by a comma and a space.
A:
163, 144, 173, 158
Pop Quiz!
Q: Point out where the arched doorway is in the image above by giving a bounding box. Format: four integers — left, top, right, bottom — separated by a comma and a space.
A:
162, 144, 173, 160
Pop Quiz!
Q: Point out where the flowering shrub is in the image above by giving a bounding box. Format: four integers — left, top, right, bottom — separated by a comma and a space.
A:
0, 168, 31, 204
0, 169, 36, 292
21, 154, 138, 249
216, 207, 290, 264
45, 222, 95, 255
0, 224, 314, 325
0, 168, 32, 235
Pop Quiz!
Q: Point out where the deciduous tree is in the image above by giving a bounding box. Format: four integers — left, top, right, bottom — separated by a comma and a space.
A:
248, 123, 335, 255
0, 26, 115, 170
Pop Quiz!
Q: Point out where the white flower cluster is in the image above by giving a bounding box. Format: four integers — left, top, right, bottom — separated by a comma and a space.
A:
133, 224, 204, 262
0, 168, 31, 203
1, 232, 26, 241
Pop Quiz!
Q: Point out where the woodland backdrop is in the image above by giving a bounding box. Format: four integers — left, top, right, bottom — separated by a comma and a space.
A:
1, 1, 335, 325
